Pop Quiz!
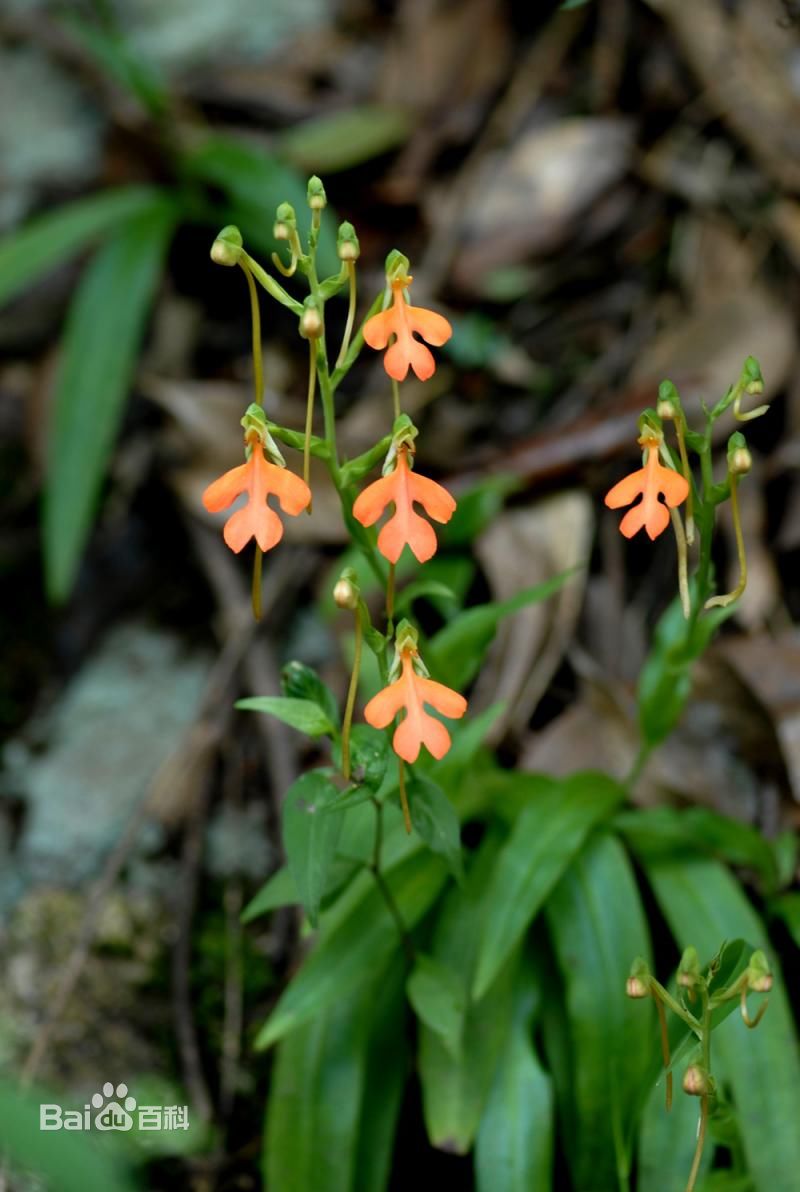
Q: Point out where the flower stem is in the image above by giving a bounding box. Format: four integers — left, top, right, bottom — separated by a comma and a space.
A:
336, 261, 357, 369
392, 377, 401, 420
304, 338, 316, 511
704, 474, 746, 609
369, 796, 414, 962
241, 259, 265, 618
685, 1097, 708, 1192
341, 607, 363, 782
653, 990, 673, 1111
386, 563, 396, 625
397, 759, 412, 834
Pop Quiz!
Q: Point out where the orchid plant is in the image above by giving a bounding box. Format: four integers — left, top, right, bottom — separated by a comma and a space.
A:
199, 178, 786, 1192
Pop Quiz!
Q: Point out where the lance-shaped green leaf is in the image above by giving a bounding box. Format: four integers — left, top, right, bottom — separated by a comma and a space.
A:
472, 772, 626, 1000
236, 695, 336, 738
426, 570, 577, 691
407, 954, 466, 1059
263, 957, 406, 1192
354, 958, 408, 1192
418, 833, 514, 1153
257, 850, 448, 1049
645, 856, 800, 1189
0, 185, 168, 308
545, 832, 654, 1192
44, 200, 176, 599
282, 771, 345, 928
475, 953, 554, 1192
405, 773, 463, 881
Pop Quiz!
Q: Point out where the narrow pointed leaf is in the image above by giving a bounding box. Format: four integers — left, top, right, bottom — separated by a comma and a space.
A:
282, 771, 345, 928
475, 954, 554, 1192
473, 772, 625, 1000
545, 832, 653, 1191
44, 201, 176, 598
0, 186, 167, 307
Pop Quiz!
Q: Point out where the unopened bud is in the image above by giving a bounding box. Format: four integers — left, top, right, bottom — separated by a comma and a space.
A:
300, 297, 323, 339
744, 355, 763, 392
333, 578, 358, 610
337, 221, 360, 261
274, 202, 297, 241
657, 399, 677, 420
731, 447, 752, 475
210, 225, 243, 266
746, 950, 773, 993
678, 946, 701, 989
682, 1064, 713, 1097
626, 957, 651, 999
307, 175, 327, 211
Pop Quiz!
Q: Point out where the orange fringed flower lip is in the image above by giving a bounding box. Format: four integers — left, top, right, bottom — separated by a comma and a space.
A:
202, 445, 311, 553
364, 648, 467, 763
363, 279, 452, 382
605, 436, 689, 540
352, 447, 456, 564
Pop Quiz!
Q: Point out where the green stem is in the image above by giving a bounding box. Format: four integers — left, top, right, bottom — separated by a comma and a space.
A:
369, 797, 413, 962
341, 607, 363, 781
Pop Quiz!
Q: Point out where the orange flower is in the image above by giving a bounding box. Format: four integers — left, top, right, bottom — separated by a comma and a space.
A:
364, 648, 467, 763
203, 444, 311, 553
352, 447, 456, 563
605, 436, 689, 540
363, 278, 452, 382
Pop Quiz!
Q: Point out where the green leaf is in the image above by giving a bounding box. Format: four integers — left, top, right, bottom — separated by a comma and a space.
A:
257, 850, 448, 1049
279, 105, 413, 173
0, 186, 168, 309
236, 696, 336, 737
0, 1080, 138, 1192
645, 857, 800, 1189
638, 594, 733, 748
185, 135, 338, 273
638, 1069, 712, 1191
407, 954, 466, 1059
427, 569, 577, 690
353, 957, 408, 1192
418, 833, 515, 1153
404, 774, 463, 881
263, 963, 400, 1192
281, 660, 339, 727
475, 953, 554, 1192
241, 865, 297, 922
242, 858, 360, 923
393, 578, 461, 618
282, 771, 345, 928
472, 772, 626, 1000
616, 806, 779, 893
44, 200, 176, 599
545, 832, 654, 1191
332, 725, 390, 793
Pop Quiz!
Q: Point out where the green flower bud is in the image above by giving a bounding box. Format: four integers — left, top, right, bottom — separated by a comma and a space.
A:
626, 957, 651, 999
727, 431, 751, 476
274, 202, 297, 240
210, 225, 243, 266
746, 950, 773, 993
299, 295, 323, 339
337, 220, 360, 261
307, 175, 327, 211
677, 946, 701, 989
744, 355, 763, 393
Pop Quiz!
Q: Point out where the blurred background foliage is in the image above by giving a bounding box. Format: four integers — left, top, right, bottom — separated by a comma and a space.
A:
1, 0, 800, 1189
